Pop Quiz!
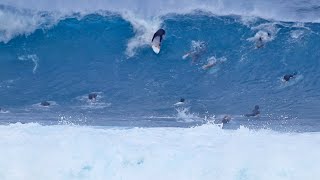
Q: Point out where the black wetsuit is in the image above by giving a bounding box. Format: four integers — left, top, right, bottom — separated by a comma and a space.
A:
152, 29, 166, 42
283, 73, 297, 82
41, 101, 50, 106
88, 93, 97, 100
245, 106, 260, 117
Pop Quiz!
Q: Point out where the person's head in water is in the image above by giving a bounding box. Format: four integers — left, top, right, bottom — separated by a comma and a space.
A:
222, 115, 231, 124
88, 93, 97, 101
179, 98, 185, 103
283, 72, 297, 82
41, 101, 50, 107
252, 105, 260, 116
245, 105, 260, 117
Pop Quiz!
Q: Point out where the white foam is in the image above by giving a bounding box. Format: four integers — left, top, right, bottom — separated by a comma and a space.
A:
0, 123, 319, 180
2, 0, 320, 22
175, 107, 204, 122
290, 30, 305, 39
0, 1, 319, 48
18, 54, 39, 73
0, 6, 63, 43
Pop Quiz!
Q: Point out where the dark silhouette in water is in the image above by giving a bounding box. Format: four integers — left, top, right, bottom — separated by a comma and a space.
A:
40, 101, 50, 106
283, 72, 297, 82
179, 98, 185, 103
152, 29, 166, 43
245, 105, 260, 117
222, 115, 231, 124
88, 93, 98, 101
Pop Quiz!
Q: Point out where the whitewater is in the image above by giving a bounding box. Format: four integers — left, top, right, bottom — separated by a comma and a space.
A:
1, 0, 320, 179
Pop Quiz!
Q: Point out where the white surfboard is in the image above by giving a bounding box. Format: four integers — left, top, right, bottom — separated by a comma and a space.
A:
151, 36, 161, 54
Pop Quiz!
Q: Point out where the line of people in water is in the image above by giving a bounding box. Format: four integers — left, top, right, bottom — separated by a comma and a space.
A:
0, 28, 299, 124
174, 97, 260, 125
38, 93, 98, 107
153, 28, 298, 81
152, 28, 299, 125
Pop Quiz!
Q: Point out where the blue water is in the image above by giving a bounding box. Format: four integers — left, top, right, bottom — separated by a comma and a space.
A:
0, 1, 320, 179
1, 12, 320, 130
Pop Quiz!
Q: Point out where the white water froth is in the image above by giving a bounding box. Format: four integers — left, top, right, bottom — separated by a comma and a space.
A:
0, 123, 319, 180
0, 6, 62, 43
1, 0, 320, 56
18, 54, 39, 73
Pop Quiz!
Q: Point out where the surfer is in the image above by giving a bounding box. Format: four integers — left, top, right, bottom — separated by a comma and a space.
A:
256, 37, 264, 48
174, 98, 185, 106
151, 29, 166, 54
202, 60, 218, 70
222, 115, 231, 124
152, 29, 166, 43
245, 105, 260, 117
214, 115, 231, 124
88, 93, 97, 101
183, 41, 206, 62
283, 72, 297, 82
40, 101, 50, 107
255, 32, 271, 49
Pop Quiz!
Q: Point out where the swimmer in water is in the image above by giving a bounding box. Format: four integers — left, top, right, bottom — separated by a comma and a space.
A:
183, 41, 206, 62
222, 115, 231, 124
202, 60, 218, 70
174, 98, 185, 106
282, 72, 297, 82
40, 101, 50, 107
256, 37, 264, 48
214, 115, 231, 124
255, 32, 271, 49
88, 93, 98, 101
245, 105, 260, 117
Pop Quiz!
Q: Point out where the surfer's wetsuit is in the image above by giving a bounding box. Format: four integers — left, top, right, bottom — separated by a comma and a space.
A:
152, 29, 166, 42
283, 72, 297, 82
245, 105, 260, 117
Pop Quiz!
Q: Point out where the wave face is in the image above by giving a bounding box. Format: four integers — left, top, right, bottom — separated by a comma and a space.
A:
0, 123, 320, 180
0, 2, 320, 131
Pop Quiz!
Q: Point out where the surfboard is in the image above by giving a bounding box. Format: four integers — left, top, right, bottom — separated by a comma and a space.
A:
151, 36, 161, 54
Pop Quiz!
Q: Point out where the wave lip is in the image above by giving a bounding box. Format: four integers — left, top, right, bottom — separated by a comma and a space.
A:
1, 0, 320, 44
